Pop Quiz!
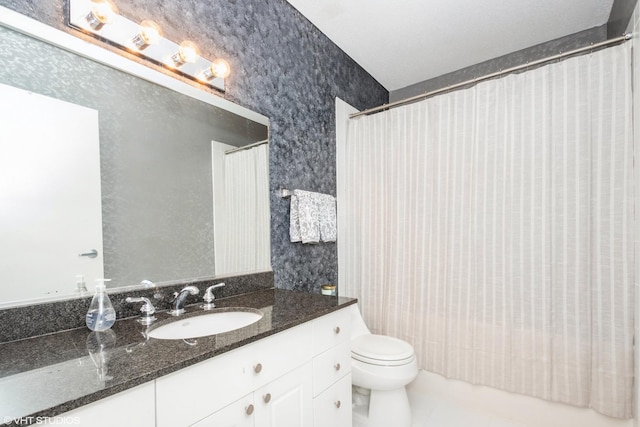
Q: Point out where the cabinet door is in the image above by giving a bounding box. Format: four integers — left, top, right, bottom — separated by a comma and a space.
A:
191, 394, 254, 427
313, 374, 352, 427
255, 363, 313, 427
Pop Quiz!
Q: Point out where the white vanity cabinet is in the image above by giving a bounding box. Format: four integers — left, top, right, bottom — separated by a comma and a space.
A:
192, 308, 353, 427
47, 307, 353, 427
158, 308, 352, 427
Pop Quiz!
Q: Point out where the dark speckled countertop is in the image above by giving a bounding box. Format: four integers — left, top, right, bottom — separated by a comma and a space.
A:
0, 289, 356, 426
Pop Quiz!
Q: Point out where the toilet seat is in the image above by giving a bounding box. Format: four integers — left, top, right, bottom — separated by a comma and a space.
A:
352, 334, 415, 366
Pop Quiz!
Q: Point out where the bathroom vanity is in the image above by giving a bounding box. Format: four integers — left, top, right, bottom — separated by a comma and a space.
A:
0, 289, 355, 427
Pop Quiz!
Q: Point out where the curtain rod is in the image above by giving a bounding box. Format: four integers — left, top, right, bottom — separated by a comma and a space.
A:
350, 33, 632, 119
225, 139, 269, 155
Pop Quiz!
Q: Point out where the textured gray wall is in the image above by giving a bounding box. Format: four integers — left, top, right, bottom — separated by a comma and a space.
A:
390, 26, 608, 102
0, 0, 388, 292
0, 26, 267, 287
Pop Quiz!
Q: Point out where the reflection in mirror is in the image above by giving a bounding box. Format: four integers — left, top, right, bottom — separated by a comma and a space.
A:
0, 18, 270, 306
0, 83, 104, 303
212, 141, 270, 275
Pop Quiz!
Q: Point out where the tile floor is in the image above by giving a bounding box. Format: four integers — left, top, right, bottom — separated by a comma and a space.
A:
407, 392, 526, 427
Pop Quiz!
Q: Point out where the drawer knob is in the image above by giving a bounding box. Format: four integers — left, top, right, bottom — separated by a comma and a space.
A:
334, 363, 341, 371
245, 404, 254, 415
254, 363, 263, 374
263, 393, 272, 404
334, 400, 341, 409
334, 326, 341, 334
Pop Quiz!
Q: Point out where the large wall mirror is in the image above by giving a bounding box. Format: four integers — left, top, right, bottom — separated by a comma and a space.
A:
0, 10, 270, 307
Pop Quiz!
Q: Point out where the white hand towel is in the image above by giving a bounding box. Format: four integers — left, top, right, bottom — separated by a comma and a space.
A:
290, 189, 320, 243
317, 193, 337, 242
289, 193, 302, 242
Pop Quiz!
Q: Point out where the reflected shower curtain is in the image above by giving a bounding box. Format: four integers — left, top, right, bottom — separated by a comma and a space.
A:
341, 44, 634, 418
217, 144, 270, 275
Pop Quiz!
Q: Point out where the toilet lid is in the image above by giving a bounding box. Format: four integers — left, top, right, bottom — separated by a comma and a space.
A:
352, 334, 415, 366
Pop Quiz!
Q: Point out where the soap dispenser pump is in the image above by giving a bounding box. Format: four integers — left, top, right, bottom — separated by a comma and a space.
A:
86, 279, 116, 331
76, 275, 89, 295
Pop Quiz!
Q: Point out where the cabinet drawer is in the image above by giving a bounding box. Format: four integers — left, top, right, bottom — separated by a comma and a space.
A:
156, 322, 313, 427
312, 342, 351, 397
312, 308, 351, 355
156, 344, 251, 427
45, 382, 155, 427
313, 374, 352, 427
245, 321, 313, 391
191, 393, 254, 427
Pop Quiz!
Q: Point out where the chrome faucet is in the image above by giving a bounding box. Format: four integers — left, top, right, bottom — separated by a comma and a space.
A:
169, 286, 199, 316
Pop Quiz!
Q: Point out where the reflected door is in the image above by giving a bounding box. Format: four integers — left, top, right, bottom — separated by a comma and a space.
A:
0, 83, 103, 302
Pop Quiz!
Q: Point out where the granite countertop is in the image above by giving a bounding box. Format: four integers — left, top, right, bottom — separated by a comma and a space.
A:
0, 288, 356, 426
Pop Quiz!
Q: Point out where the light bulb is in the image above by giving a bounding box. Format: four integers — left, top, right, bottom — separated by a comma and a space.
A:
171, 40, 199, 67
208, 58, 231, 79
85, 0, 116, 30
132, 20, 162, 50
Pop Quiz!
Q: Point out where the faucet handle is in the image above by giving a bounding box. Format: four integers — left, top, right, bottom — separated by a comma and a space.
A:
125, 296, 157, 325
202, 283, 225, 310
182, 285, 200, 295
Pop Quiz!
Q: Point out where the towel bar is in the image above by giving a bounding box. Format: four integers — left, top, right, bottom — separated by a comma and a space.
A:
280, 188, 336, 200
280, 188, 292, 198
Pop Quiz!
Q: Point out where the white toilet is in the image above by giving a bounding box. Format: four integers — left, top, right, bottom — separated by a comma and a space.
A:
349, 304, 418, 427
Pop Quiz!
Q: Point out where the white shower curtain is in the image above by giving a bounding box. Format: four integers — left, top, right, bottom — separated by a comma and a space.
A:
216, 144, 270, 275
341, 44, 634, 418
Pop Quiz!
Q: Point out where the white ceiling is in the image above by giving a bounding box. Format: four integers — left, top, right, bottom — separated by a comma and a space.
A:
285, 0, 615, 91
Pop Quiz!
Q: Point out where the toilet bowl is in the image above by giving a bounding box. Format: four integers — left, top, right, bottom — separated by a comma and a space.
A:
349, 305, 418, 427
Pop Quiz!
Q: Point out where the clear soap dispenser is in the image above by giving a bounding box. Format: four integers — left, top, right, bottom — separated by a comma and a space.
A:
86, 279, 116, 331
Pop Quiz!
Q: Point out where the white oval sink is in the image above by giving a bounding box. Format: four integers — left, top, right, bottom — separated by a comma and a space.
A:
147, 309, 263, 340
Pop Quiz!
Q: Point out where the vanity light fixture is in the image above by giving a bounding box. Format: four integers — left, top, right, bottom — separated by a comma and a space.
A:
68, 0, 227, 91
131, 19, 162, 50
